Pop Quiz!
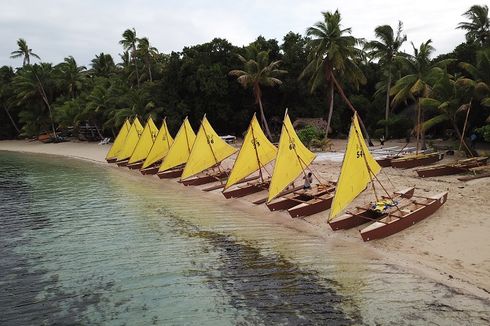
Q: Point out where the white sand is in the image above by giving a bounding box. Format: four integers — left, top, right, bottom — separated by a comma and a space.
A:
1, 139, 489, 300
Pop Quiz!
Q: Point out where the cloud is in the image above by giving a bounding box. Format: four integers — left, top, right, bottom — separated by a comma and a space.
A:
0, 0, 478, 67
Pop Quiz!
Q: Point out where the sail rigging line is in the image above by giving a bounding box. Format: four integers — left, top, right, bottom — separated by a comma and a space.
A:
183, 117, 192, 154
250, 117, 264, 183
351, 116, 380, 202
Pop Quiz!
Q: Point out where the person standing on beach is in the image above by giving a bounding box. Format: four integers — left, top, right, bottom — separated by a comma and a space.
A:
303, 172, 313, 189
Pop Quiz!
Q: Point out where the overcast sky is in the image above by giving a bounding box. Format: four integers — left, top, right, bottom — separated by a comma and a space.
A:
1, 0, 481, 68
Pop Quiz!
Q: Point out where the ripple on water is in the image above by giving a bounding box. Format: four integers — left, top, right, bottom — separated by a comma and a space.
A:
0, 151, 489, 325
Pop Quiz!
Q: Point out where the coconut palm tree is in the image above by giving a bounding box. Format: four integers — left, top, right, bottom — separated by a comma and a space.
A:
390, 40, 446, 151
12, 63, 58, 137
56, 56, 86, 98
420, 70, 477, 156
457, 5, 489, 46
137, 37, 158, 82
300, 10, 371, 144
229, 47, 287, 140
90, 53, 116, 77
10, 38, 41, 66
365, 22, 407, 137
119, 28, 140, 87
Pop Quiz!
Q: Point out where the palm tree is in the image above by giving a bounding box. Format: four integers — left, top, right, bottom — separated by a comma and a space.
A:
420, 70, 477, 156
229, 47, 287, 140
137, 37, 158, 82
12, 63, 58, 137
365, 22, 407, 137
457, 5, 489, 46
300, 10, 371, 144
390, 40, 446, 151
119, 28, 140, 87
56, 56, 86, 98
10, 38, 41, 66
90, 53, 116, 77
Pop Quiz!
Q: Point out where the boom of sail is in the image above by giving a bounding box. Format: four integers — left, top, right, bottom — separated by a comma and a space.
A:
158, 117, 196, 172
224, 114, 277, 190
329, 113, 381, 220
267, 111, 316, 202
181, 115, 237, 180
128, 117, 158, 164
142, 118, 174, 169
116, 117, 144, 161
106, 119, 131, 161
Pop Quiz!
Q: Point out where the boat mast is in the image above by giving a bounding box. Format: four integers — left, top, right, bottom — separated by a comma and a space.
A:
250, 115, 264, 183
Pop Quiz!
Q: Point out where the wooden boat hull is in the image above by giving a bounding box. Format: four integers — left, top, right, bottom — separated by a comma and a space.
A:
416, 157, 488, 178
127, 161, 144, 170
360, 192, 448, 241
328, 187, 415, 230
106, 157, 117, 163
181, 170, 228, 186
223, 181, 269, 198
140, 164, 160, 175
267, 186, 333, 212
376, 156, 400, 167
157, 168, 183, 179
116, 159, 129, 167
287, 194, 334, 218
391, 153, 443, 169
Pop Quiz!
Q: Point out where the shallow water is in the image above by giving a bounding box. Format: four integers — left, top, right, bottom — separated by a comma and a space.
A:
0, 151, 489, 325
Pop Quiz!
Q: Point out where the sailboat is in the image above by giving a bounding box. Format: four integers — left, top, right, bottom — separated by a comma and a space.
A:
106, 118, 131, 163
180, 115, 237, 186
264, 110, 336, 218
157, 117, 196, 179
328, 112, 448, 241
221, 113, 277, 198
127, 117, 159, 169
115, 117, 144, 166
140, 118, 174, 175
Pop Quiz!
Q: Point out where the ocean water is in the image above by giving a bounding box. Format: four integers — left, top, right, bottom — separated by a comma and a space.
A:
0, 151, 489, 325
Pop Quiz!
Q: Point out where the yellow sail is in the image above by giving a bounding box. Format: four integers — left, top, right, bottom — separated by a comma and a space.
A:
106, 119, 131, 160
329, 113, 381, 220
224, 114, 277, 190
267, 112, 316, 202
142, 118, 174, 169
117, 117, 144, 161
181, 115, 237, 180
128, 117, 158, 164
158, 118, 196, 172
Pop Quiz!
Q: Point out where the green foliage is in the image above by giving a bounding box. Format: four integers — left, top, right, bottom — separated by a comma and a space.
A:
476, 125, 490, 142
377, 115, 413, 138
297, 125, 325, 147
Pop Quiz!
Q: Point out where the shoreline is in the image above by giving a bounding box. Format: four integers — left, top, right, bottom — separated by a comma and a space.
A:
1, 139, 489, 301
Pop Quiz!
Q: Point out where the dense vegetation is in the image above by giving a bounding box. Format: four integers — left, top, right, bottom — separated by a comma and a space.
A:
1, 5, 488, 151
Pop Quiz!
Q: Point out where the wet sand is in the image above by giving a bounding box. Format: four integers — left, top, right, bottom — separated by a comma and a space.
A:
1, 139, 489, 301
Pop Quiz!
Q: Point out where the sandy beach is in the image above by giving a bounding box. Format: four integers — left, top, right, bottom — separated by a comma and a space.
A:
1, 139, 489, 301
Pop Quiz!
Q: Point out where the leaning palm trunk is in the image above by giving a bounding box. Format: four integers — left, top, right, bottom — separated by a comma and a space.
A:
34, 72, 57, 138
325, 81, 334, 136
451, 119, 477, 157
257, 96, 273, 141
3, 105, 20, 134
385, 70, 392, 138
331, 75, 374, 146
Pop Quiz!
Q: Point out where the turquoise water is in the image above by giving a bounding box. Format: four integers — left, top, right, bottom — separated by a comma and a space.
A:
0, 151, 489, 325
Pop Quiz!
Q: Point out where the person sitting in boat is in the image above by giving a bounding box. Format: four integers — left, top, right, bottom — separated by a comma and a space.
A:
370, 199, 398, 214
303, 172, 313, 189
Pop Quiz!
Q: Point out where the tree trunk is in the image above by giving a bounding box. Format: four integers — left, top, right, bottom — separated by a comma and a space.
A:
34, 72, 57, 139
421, 105, 426, 150
325, 81, 334, 137
3, 105, 20, 134
416, 98, 421, 154
257, 95, 273, 141
451, 118, 477, 157
132, 46, 140, 88
385, 70, 392, 138
147, 59, 153, 82
331, 75, 374, 146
